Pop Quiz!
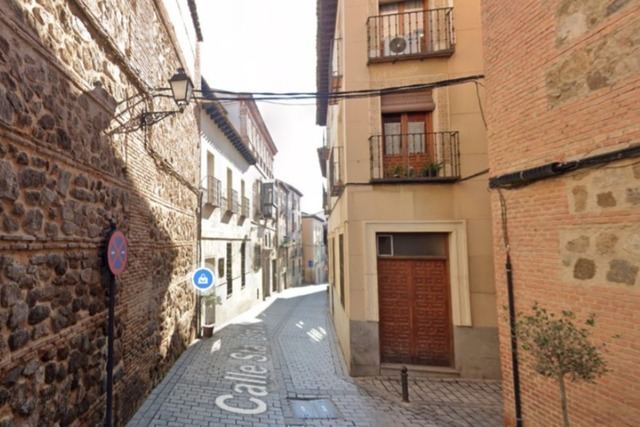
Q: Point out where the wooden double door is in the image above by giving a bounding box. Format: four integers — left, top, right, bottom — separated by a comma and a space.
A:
377, 253, 453, 366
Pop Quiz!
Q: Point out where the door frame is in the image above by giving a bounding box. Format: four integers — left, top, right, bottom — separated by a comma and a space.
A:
363, 221, 472, 327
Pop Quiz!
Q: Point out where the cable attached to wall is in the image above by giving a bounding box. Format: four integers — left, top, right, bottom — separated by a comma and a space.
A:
498, 189, 524, 427
490, 144, 640, 189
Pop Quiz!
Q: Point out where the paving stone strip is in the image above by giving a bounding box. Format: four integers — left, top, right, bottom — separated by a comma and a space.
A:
128, 285, 503, 427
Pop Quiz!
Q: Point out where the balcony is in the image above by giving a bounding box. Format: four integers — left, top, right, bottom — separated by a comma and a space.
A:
231, 190, 240, 214
329, 146, 344, 197
241, 196, 250, 218
317, 146, 329, 178
369, 132, 460, 182
261, 182, 276, 219
329, 37, 342, 103
367, 8, 455, 63
203, 176, 222, 207
253, 189, 262, 220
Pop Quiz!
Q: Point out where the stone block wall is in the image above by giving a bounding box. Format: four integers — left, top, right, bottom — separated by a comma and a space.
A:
483, 1, 640, 426
0, 0, 199, 425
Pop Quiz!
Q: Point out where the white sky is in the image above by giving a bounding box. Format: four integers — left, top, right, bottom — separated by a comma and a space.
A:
198, 0, 324, 214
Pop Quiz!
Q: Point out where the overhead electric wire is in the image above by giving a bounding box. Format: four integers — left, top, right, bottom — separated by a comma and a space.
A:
159, 74, 485, 103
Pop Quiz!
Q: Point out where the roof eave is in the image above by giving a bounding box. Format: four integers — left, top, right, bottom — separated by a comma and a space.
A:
315, 0, 338, 126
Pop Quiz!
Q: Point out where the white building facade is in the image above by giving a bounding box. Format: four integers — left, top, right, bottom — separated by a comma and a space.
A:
198, 86, 278, 328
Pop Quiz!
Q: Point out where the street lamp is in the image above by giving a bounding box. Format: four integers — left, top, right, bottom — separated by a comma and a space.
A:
169, 68, 194, 109
140, 68, 195, 128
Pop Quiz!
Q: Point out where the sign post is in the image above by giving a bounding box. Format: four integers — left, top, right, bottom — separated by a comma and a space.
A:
191, 267, 215, 337
105, 229, 128, 427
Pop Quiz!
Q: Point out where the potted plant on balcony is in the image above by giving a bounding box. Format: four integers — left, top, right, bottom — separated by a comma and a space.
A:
391, 165, 405, 178
422, 162, 442, 177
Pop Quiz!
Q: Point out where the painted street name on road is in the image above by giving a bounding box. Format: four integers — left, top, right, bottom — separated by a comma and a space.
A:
215, 325, 271, 415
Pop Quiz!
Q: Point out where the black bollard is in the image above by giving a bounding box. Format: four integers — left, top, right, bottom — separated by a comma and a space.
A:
401, 366, 409, 402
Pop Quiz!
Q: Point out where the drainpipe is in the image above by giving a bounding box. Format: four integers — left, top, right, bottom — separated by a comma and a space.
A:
506, 253, 523, 427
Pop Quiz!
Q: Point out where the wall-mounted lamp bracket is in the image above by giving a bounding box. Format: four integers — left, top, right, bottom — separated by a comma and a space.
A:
140, 109, 182, 128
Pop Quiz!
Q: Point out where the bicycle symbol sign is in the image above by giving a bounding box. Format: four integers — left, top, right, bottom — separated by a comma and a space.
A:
107, 230, 128, 275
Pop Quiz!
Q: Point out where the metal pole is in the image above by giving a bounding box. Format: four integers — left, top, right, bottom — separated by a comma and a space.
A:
401, 366, 409, 402
105, 227, 116, 427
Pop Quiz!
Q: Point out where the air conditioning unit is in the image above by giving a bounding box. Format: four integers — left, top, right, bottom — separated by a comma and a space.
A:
384, 32, 423, 57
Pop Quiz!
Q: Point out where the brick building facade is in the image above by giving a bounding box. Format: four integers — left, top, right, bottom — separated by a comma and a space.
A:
483, 1, 640, 426
0, 0, 201, 425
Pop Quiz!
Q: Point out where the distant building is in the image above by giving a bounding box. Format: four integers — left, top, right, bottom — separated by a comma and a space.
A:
483, 1, 640, 426
275, 180, 304, 289
302, 213, 328, 284
199, 85, 278, 327
316, 0, 500, 378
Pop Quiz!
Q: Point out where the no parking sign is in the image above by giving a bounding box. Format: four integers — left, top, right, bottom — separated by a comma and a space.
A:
107, 230, 128, 276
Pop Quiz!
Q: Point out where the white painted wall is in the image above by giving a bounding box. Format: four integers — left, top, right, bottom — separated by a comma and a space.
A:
161, 0, 198, 76
199, 110, 276, 326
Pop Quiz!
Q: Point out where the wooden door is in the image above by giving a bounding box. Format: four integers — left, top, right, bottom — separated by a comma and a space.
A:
377, 233, 452, 366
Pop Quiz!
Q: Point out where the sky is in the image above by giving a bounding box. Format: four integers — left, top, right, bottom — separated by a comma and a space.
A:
197, 0, 324, 214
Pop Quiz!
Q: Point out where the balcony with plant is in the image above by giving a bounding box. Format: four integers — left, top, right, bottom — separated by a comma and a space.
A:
369, 131, 459, 182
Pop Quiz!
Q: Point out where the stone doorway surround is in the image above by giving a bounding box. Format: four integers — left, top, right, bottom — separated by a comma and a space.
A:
348, 220, 472, 376
362, 220, 472, 327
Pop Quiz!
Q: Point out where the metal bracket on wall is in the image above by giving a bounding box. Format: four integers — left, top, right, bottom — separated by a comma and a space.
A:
140, 109, 180, 128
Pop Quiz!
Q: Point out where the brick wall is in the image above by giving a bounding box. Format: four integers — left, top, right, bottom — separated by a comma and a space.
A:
483, 1, 640, 426
0, 0, 199, 425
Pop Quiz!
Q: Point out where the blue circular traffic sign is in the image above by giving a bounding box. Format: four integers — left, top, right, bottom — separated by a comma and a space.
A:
192, 267, 215, 292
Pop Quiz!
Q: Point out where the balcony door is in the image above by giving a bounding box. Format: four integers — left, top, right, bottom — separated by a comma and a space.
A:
378, 1, 427, 57
382, 112, 433, 178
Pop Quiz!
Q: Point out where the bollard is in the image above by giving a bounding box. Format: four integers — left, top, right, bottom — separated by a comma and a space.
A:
401, 366, 409, 402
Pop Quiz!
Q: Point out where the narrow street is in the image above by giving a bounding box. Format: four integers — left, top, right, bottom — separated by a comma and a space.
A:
128, 285, 502, 427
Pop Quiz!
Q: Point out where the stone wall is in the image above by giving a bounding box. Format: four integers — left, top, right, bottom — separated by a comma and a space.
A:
483, 1, 640, 426
0, 0, 199, 425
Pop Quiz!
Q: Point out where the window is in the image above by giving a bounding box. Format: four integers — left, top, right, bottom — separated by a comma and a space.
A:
205, 257, 216, 273
339, 234, 345, 308
227, 168, 233, 200
226, 243, 233, 296
207, 152, 215, 177
377, 234, 393, 256
253, 244, 261, 272
383, 112, 432, 155
241, 242, 246, 288
376, 233, 447, 257
218, 258, 225, 278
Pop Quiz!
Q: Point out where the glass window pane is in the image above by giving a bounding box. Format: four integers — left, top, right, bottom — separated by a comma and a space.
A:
392, 233, 446, 257
377, 235, 393, 256
407, 133, 425, 154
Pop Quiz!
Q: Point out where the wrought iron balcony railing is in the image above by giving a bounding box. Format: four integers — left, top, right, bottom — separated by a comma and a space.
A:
241, 196, 250, 218
369, 131, 460, 182
367, 7, 455, 62
203, 176, 221, 207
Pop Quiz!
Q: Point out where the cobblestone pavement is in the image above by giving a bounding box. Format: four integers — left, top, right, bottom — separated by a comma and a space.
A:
128, 285, 503, 427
